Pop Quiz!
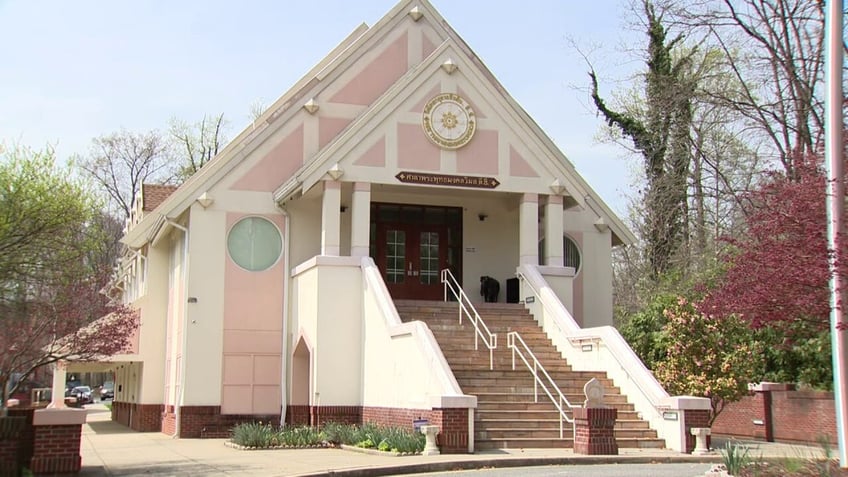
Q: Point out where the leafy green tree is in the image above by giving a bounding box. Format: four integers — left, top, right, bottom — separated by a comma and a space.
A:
0, 144, 138, 412
619, 293, 676, 370
654, 297, 763, 424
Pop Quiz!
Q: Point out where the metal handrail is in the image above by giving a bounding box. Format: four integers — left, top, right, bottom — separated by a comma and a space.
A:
516, 267, 668, 408
440, 268, 497, 369
506, 331, 576, 438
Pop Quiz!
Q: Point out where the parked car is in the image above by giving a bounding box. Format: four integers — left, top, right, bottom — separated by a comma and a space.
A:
100, 381, 114, 400
70, 386, 92, 405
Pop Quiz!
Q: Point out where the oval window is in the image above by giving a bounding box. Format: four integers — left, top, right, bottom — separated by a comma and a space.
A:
227, 217, 282, 271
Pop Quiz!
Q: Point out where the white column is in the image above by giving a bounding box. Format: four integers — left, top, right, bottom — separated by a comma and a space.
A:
350, 182, 371, 257
47, 361, 67, 409
519, 193, 539, 265
544, 195, 564, 267
321, 181, 341, 256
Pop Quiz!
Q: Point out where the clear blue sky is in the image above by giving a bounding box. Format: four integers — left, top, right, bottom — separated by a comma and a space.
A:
0, 0, 645, 215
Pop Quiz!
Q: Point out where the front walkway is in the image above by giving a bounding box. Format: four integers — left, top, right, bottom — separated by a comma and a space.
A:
78, 403, 829, 477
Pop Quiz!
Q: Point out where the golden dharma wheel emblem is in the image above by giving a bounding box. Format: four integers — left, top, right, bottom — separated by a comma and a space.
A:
422, 93, 476, 149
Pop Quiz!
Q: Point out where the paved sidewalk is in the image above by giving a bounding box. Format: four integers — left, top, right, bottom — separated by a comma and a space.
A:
78, 404, 831, 477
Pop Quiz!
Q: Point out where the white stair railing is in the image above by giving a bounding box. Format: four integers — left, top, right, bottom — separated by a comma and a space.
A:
440, 268, 497, 369
506, 331, 576, 439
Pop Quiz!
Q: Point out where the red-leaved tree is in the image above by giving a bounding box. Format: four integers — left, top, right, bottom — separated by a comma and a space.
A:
0, 267, 138, 411
699, 155, 846, 333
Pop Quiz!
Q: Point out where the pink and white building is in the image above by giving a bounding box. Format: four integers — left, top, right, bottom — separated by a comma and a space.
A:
94, 0, 708, 453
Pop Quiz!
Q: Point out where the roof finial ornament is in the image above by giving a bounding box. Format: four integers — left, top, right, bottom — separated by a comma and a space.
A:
408, 6, 424, 22
303, 98, 319, 114
441, 58, 458, 74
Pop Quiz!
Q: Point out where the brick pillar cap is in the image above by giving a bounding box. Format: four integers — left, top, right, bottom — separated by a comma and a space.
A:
429, 395, 477, 408
749, 382, 795, 392
33, 408, 87, 426
661, 396, 711, 410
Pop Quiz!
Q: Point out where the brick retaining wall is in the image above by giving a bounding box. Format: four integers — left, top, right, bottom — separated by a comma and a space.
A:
713, 386, 837, 444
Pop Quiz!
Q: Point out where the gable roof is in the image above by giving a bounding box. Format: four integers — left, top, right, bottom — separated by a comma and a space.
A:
141, 184, 178, 212
122, 0, 635, 248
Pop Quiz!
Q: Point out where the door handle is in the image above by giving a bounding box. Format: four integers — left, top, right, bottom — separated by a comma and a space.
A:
408, 261, 414, 276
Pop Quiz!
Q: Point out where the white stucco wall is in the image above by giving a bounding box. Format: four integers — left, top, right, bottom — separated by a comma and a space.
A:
563, 207, 614, 327
181, 204, 227, 405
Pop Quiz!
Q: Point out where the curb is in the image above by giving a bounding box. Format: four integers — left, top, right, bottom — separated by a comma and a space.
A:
290, 454, 725, 477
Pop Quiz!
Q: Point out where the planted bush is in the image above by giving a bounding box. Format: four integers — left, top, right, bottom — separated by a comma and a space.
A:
229, 421, 425, 453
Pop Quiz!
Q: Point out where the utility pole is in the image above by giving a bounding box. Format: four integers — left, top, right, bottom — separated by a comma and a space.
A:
825, 0, 847, 467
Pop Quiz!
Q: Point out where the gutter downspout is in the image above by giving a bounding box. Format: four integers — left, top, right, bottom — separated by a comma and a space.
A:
167, 219, 189, 438
275, 205, 291, 426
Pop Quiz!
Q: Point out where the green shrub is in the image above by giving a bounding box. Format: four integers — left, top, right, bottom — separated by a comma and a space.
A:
279, 425, 323, 446
720, 441, 751, 475
230, 421, 424, 453
230, 421, 276, 448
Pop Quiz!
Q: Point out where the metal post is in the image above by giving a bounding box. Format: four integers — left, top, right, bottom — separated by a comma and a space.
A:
825, 0, 847, 467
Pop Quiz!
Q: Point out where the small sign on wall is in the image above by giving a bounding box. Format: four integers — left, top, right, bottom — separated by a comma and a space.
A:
465, 247, 476, 253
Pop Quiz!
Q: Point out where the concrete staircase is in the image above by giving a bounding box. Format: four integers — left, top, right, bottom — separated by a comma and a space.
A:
395, 300, 664, 451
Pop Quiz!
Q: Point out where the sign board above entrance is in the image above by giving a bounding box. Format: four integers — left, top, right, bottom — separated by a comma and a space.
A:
395, 172, 500, 189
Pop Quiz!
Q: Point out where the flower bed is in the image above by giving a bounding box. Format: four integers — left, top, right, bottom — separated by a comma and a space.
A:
228, 421, 425, 455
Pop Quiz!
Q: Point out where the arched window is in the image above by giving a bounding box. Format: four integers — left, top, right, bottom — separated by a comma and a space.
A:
563, 235, 581, 272
538, 235, 582, 273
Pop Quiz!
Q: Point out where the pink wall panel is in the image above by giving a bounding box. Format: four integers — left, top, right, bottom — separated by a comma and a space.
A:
253, 385, 282, 414
331, 32, 409, 106
397, 123, 441, 171
223, 330, 282, 354
222, 384, 252, 414
230, 125, 304, 192
319, 117, 353, 149
353, 137, 387, 167
510, 145, 539, 177
456, 129, 498, 175
422, 34, 437, 59
222, 213, 284, 414
253, 355, 281, 385
223, 355, 252, 385
408, 85, 441, 114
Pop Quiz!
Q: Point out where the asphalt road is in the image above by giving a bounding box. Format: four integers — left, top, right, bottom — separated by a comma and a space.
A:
406, 462, 714, 477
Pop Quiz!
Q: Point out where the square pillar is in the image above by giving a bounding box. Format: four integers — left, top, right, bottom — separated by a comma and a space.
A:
519, 193, 539, 265
321, 181, 342, 256
350, 182, 371, 258
47, 361, 67, 409
544, 195, 564, 266
30, 409, 86, 474
573, 407, 618, 455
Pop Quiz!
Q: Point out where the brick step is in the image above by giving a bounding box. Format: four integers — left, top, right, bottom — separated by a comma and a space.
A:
441, 355, 572, 365
475, 438, 573, 450
477, 417, 651, 430
457, 376, 617, 389
474, 436, 666, 450
452, 369, 597, 379
476, 427, 658, 440
395, 301, 526, 311
475, 399, 636, 412
396, 299, 663, 451
463, 387, 605, 397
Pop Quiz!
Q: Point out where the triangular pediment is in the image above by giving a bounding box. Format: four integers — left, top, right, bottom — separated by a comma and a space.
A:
290, 38, 584, 201
124, 0, 634, 249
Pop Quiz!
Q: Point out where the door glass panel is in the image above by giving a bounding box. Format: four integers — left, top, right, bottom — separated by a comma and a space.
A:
386, 229, 405, 284
419, 232, 439, 285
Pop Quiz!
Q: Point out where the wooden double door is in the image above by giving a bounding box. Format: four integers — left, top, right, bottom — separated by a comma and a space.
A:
372, 203, 462, 301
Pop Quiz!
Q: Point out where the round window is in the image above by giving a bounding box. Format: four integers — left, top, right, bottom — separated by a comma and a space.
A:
227, 217, 282, 271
